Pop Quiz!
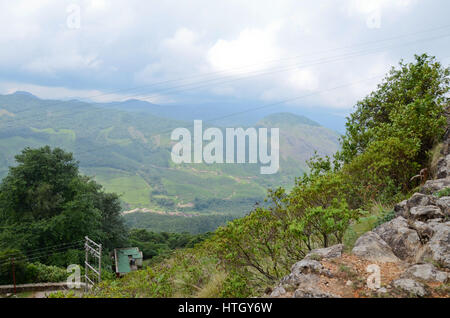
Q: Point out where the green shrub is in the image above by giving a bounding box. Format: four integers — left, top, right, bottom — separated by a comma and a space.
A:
24, 262, 69, 283
435, 187, 450, 198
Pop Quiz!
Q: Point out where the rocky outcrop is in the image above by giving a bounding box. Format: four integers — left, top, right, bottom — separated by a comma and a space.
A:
373, 217, 421, 261
268, 117, 450, 298
352, 231, 400, 263
392, 278, 429, 297
401, 263, 448, 283
304, 244, 344, 261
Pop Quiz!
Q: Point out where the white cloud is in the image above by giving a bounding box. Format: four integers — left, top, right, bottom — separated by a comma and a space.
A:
207, 24, 282, 74
0, 0, 447, 115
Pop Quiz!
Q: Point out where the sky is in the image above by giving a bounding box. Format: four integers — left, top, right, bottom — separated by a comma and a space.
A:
0, 0, 449, 131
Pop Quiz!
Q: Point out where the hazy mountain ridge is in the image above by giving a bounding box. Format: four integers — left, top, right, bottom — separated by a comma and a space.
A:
0, 92, 340, 221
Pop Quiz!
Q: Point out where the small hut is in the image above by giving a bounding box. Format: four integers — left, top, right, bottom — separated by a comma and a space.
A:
113, 247, 143, 276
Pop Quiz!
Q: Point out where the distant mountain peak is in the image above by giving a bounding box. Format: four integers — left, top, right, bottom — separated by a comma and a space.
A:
258, 112, 321, 127
11, 91, 37, 98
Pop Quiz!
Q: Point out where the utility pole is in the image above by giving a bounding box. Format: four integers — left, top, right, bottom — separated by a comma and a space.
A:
11, 257, 16, 295
84, 236, 102, 292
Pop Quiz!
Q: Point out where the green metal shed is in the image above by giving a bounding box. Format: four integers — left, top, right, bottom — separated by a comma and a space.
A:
113, 247, 143, 276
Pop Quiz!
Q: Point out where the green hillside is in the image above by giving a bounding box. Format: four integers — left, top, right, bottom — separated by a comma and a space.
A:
0, 92, 340, 231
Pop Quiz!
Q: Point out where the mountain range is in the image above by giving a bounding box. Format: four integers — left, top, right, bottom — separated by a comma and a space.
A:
0, 91, 340, 232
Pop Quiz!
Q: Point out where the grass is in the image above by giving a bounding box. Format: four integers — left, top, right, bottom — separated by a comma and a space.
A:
428, 142, 443, 178
83, 167, 152, 207
343, 201, 394, 251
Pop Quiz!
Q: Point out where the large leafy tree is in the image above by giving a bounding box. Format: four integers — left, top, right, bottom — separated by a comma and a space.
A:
0, 146, 127, 265
339, 54, 449, 165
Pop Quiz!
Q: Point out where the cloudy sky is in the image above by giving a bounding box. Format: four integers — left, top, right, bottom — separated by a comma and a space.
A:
0, 0, 449, 130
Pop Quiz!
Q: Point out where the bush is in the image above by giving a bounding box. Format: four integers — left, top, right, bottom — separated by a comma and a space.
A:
435, 187, 450, 198
24, 262, 69, 283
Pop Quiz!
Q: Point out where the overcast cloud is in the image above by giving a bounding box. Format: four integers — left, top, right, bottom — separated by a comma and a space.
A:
0, 0, 449, 130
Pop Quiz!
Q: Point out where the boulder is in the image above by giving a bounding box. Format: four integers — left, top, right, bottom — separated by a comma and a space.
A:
435, 196, 450, 217
352, 231, 400, 263
394, 200, 408, 217
392, 278, 428, 297
420, 178, 450, 194
292, 287, 340, 298
410, 206, 444, 221
270, 286, 286, 297
407, 193, 435, 210
304, 244, 344, 261
412, 221, 434, 242
436, 154, 450, 179
291, 259, 326, 276
279, 272, 319, 288
424, 222, 450, 268
374, 217, 421, 261
401, 263, 448, 283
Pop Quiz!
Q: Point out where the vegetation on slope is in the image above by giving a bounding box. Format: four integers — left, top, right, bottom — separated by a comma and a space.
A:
87, 54, 449, 298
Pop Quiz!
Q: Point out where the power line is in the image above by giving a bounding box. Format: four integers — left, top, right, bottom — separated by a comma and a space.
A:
0, 241, 84, 261
0, 246, 84, 267
2, 26, 450, 129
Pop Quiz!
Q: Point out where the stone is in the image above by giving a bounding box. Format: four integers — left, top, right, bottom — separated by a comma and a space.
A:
270, 286, 286, 297
394, 200, 408, 217
377, 287, 388, 294
292, 287, 340, 298
304, 244, 344, 261
435, 196, 450, 217
291, 259, 325, 276
412, 221, 434, 242
352, 231, 400, 263
280, 273, 319, 288
436, 154, 450, 179
374, 217, 421, 261
425, 222, 450, 268
420, 177, 450, 194
401, 263, 448, 283
392, 279, 428, 297
410, 206, 444, 221
346, 280, 353, 287
407, 193, 435, 210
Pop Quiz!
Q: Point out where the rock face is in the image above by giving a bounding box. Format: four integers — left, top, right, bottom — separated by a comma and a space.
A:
392, 279, 429, 297
401, 264, 448, 283
352, 231, 400, 263
410, 206, 444, 221
424, 223, 450, 268
304, 244, 344, 261
269, 121, 450, 298
373, 217, 421, 261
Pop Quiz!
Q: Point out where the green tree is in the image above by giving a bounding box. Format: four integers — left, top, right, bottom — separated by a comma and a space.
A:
0, 146, 127, 266
339, 54, 449, 166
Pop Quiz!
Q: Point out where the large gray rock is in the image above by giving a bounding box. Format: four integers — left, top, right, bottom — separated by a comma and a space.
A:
291, 259, 322, 275
304, 244, 344, 261
424, 222, 450, 268
352, 231, 400, 263
392, 279, 428, 297
292, 287, 340, 298
410, 206, 444, 221
394, 200, 408, 218
374, 217, 421, 261
420, 178, 450, 194
412, 221, 435, 243
407, 193, 435, 210
401, 263, 448, 283
279, 272, 319, 288
270, 286, 286, 297
436, 154, 450, 179
435, 196, 450, 217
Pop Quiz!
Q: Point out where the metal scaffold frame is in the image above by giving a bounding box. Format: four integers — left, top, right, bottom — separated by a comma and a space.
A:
84, 236, 102, 292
